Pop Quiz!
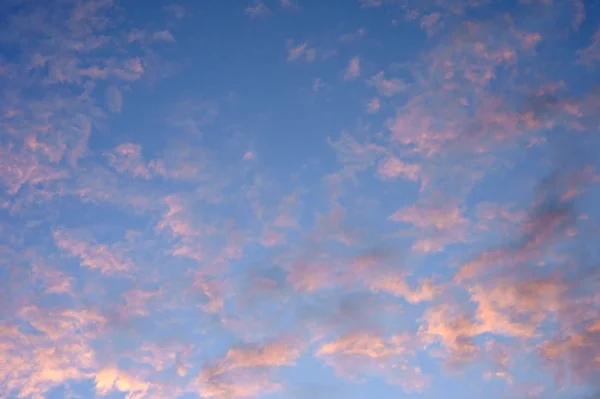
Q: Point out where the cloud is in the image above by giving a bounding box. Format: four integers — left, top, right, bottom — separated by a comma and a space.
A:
316, 331, 429, 391
79, 58, 145, 81
105, 85, 123, 113
340, 28, 366, 42
168, 100, 220, 135
420, 12, 442, 36
578, 29, 600, 67
2, 0, 600, 397
313, 78, 325, 92
197, 372, 282, 399
0, 305, 106, 398
368, 276, 441, 303
260, 229, 285, 247
273, 193, 300, 229
280, 0, 301, 11
218, 340, 301, 371
31, 263, 74, 296
152, 29, 175, 41
164, 4, 186, 19
327, 131, 386, 176
376, 156, 419, 180
344, 56, 361, 80
287, 41, 317, 62
127, 29, 176, 43
368, 71, 407, 96
95, 367, 150, 398
389, 203, 469, 252
156, 195, 200, 238
418, 303, 481, 365
366, 97, 380, 113
105, 143, 152, 179
196, 339, 301, 398
53, 229, 133, 275
359, 0, 383, 8
0, 145, 68, 195
245, 2, 271, 18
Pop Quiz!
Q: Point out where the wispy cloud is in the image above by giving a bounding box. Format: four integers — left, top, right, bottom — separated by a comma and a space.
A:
245, 2, 272, 18
368, 71, 407, 96
105, 85, 123, 113
343, 56, 361, 80
359, 0, 383, 8
280, 0, 301, 11
287, 41, 317, 62
2, 0, 600, 397
366, 96, 380, 113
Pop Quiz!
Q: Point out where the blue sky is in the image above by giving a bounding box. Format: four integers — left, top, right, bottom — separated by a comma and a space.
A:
1, 0, 600, 398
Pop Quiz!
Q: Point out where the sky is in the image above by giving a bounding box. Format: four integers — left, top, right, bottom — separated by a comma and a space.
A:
1, 0, 600, 398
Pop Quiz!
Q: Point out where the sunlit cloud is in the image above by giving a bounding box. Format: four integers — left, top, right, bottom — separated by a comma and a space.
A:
2, 0, 599, 398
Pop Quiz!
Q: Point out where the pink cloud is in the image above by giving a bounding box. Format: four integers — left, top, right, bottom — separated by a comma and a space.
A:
0, 305, 106, 397
31, 262, 74, 296
376, 156, 420, 181
196, 339, 301, 398
578, 29, 600, 67
193, 274, 226, 313
152, 30, 175, 42
0, 145, 68, 195
273, 193, 300, 228
196, 372, 281, 398
359, 0, 383, 8
164, 4, 186, 19
95, 367, 150, 398
368, 275, 441, 303
245, 2, 271, 18
219, 340, 301, 371
106, 143, 152, 179
390, 204, 467, 230
105, 85, 123, 113
389, 203, 469, 252
79, 58, 144, 81
366, 97, 380, 113
287, 41, 316, 62
156, 195, 201, 238
420, 12, 442, 36
418, 303, 481, 365
53, 229, 133, 275
316, 331, 429, 391
344, 56, 361, 80
572, 0, 585, 30
280, 0, 300, 11
340, 28, 366, 42
312, 78, 325, 92
368, 71, 407, 96
260, 230, 285, 247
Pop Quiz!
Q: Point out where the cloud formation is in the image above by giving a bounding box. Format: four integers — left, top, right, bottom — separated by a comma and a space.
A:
1, 0, 599, 398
